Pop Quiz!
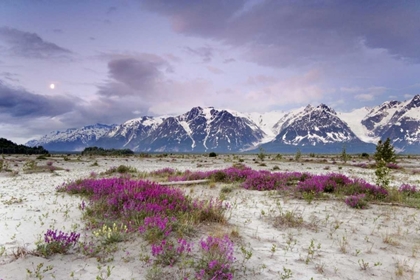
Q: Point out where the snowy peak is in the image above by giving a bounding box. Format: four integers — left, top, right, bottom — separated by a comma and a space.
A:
315, 104, 337, 115
272, 103, 358, 146
141, 106, 266, 152
361, 100, 403, 135
96, 116, 164, 149
26, 123, 114, 151
406, 94, 420, 110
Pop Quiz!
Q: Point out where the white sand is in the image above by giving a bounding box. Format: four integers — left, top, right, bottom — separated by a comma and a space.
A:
0, 154, 419, 279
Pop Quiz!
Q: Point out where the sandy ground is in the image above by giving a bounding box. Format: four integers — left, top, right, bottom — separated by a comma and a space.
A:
0, 154, 419, 279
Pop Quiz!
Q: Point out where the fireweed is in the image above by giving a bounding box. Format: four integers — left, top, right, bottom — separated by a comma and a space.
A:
399, 184, 419, 196
345, 194, 368, 209
58, 178, 228, 236
55, 165, 418, 276
151, 238, 193, 266
35, 229, 80, 257
59, 177, 233, 275
167, 167, 389, 202
195, 235, 235, 280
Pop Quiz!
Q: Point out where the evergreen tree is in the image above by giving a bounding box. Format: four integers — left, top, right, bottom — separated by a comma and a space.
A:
340, 146, 348, 163
374, 138, 396, 164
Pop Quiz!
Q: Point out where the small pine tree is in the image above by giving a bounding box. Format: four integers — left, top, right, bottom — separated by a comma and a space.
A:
374, 138, 396, 164
375, 159, 391, 188
295, 148, 302, 161
257, 147, 266, 161
340, 146, 348, 163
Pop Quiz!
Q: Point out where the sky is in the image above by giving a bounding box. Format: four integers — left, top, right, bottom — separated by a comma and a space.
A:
1, 0, 420, 144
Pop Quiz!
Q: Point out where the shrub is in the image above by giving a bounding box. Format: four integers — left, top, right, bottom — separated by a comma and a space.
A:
295, 149, 302, 161
398, 184, 418, 196
195, 235, 235, 280
35, 229, 80, 257
361, 152, 369, 158
151, 238, 193, 266
209, 152, 217, 157
59, 178, 228, 237
150, 168, 176, 177
211, 171, 227, 182
257, 147, 266, 161
345, 194, 368, 209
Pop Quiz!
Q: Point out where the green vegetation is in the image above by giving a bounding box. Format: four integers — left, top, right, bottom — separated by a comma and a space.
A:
374, 138, 396, 164
340, 146, 348, 163
208, 152, 217, 157
0, 138, 48, 155
81, 146, 134, 156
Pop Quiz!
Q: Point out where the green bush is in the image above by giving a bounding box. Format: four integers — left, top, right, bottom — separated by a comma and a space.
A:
209, 152, 217, 157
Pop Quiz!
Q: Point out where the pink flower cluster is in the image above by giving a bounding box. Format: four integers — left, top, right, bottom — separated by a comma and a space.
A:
196, 235, 235, 280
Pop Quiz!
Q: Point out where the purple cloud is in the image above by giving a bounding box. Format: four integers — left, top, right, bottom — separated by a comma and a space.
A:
0, 26, 72, 59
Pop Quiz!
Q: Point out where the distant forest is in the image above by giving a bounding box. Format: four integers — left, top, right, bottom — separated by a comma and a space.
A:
0, 138, 49, 154
81, 146, 134, 156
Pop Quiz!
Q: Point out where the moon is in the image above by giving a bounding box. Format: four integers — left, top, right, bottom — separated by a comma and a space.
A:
49, 83, 55, 89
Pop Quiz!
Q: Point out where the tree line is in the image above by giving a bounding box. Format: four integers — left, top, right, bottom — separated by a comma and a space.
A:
0, 138, 49, 154
81, 146, 134, 156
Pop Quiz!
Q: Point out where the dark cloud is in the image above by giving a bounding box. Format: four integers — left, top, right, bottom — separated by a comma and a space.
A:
98, 54, 172, 97
0, 26, 72, 59
223, 58, 235, 64
0, 80, 76, 117
0, 72, 19, 82
184, 46, 214, 62
144, 0, 420, 66
107, 6, 118, 15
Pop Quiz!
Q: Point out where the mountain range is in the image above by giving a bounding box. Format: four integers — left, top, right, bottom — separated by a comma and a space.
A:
27, 95, 420, 154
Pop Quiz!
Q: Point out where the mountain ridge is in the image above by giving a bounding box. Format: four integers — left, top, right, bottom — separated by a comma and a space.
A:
27, 95, 420, 153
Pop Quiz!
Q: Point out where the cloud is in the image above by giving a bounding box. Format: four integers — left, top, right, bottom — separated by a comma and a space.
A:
96, 53, 213, 116
207, 70, 326, 112
0, 27, 72, 59
97, 54, 172, 98
144, 1, 420, 67
184, 46, 214, 62
106, 6, 118, 16
141, 0, 245, 36
206, 66, 223, 74
246, 75, 277, 86
0, 80, 76, 117
244, 70, 325, 106
223, 58, 236, 64
341, 86, 387, 101
0, 72, 19, 82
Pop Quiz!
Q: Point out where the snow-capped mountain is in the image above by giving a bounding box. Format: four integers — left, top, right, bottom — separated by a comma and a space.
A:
138, 107, 266, 152
260, 104, 374, 153
26, 124, 115, 151
95, 116, 165, 150
373, 95, 420, 153
361, 100, 403, 138
26, 95, 420, 153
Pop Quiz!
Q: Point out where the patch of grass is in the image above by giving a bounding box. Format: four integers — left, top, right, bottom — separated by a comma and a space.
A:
274, 209, 304, 228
